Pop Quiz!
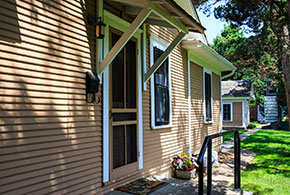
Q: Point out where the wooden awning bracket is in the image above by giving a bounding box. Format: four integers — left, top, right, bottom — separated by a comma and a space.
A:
99, 1, 190, 75
144, 31, 186, 82
99, 6, 153, 74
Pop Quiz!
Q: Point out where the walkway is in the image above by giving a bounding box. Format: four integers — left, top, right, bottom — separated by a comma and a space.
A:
107, 124, 268, 195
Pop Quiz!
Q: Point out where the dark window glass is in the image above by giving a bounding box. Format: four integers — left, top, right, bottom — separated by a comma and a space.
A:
223, 104, 231, 121
154, 47, 169, 126
205, 72, 212, 121
113, 125, 125, 169
112, 113, 136, 122
112, 33, 124, 108
126, 40, 136, 108
126, 125, 137, 164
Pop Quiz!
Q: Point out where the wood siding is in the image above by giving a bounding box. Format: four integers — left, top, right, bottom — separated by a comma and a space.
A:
142, 25, 189, 175
0, 1, 103, 194
1, 1, 224, 193
190, 62, 221, 153
223, 102, 243, 127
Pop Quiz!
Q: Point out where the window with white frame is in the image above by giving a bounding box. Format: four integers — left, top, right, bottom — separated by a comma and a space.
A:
204, 70, 212, 123
150, 37, 172, 128
223, 103, 232, 121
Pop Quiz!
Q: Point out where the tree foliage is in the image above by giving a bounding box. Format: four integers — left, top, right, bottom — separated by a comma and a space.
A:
212, 24, 284, 105
195, 0, 290, 128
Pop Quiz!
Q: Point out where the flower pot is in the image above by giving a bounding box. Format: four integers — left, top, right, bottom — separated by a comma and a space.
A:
175, 169, 196, 180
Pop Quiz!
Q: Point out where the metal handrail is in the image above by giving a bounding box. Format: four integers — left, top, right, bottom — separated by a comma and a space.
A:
197, 129, 242, 195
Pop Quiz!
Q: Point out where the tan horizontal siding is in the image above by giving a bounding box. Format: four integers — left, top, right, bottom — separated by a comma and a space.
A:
142, 25, 189, 179
223, 102, 243, 127
190, 62, 221, 154
0, 0, 102, 194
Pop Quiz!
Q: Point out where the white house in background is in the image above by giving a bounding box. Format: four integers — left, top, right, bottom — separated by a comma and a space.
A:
222, 80, 254, 129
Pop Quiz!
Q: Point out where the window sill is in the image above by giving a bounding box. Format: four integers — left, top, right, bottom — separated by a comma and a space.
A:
204, 120, 213, 124
151, 124, 172, 130
223, 120, 233, 122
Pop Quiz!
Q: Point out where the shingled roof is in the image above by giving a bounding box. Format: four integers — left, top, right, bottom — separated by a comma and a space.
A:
222, 80, 252, 97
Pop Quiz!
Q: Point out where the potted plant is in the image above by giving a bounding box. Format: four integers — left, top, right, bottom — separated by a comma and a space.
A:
171, 153, 197, 180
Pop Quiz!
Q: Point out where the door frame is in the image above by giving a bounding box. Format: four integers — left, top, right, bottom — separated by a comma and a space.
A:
109, 28, 139, 180
102, 10, 143, 183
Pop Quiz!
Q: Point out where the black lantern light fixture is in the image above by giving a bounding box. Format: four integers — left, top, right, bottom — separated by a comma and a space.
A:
86, 15, 106, 39
96, 17, 106, 39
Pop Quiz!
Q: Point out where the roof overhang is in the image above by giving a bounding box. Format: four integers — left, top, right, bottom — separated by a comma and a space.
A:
182, 39, 236, 72
222, 96, 255, 100
110, 0, 205, 33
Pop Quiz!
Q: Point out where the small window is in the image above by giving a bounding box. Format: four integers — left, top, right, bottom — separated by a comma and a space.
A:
223, 104, 232, 121
204, 71, 212, 122
150, 36, 172, 129
154, 47, 169, 126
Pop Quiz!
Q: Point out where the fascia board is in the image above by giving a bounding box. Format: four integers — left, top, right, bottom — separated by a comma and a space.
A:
222, 97, 250, 100
182, 40, 236, 72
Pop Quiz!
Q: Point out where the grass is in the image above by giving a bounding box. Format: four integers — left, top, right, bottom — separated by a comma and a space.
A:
222, 129, 248, 142
240, 129, 290, 195
249, 122, 262, 127
222, 122, 263, 142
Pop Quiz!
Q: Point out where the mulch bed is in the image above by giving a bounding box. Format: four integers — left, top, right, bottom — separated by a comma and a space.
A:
217, 150, 234, 164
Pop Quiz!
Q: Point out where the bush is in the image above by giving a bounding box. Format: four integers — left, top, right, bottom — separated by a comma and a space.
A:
247, 123, 256, 129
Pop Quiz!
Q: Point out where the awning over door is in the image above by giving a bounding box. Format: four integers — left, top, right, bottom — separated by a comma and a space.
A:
99, 0, 206, 77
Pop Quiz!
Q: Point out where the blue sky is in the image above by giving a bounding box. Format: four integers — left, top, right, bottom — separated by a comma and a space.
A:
196, 8, 255, 45
197, 9, 227, 45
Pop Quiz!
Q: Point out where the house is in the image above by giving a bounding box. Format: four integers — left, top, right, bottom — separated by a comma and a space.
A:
222, 80, 254, 129
258, 91, 278, 123
0, 0, 235, 194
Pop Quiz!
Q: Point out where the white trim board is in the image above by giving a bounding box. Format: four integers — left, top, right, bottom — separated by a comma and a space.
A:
102, 24, 110, 183
188, 51, 221, 76
222, 97, 251, 100
150, 35, 173, 129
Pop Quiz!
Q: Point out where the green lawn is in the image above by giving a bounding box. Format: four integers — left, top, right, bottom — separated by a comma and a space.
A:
240, 129, 290, 195
222, 129, 248, 142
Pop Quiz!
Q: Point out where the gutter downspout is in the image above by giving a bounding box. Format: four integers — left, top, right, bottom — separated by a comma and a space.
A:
187, 58, 191, 157
221, 69, 236, 80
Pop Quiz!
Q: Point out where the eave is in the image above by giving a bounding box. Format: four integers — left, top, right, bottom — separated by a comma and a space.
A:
182, 39, 236, 72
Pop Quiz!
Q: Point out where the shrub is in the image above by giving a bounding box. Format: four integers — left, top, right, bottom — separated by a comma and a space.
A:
247, 123, 256, 129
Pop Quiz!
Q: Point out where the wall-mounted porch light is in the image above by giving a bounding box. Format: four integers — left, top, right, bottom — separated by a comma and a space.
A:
96, 17, 106, 39
87, 15, 106, 39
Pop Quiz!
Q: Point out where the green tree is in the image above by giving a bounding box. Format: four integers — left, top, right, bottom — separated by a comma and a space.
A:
195, 0, 290, 129
212, 24, 284, 105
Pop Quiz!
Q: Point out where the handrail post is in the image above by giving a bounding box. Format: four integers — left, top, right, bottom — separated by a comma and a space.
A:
198, 130, 242, 195
199, 159, 204, 195
234, 131, 241, 189
207, 140, 212, 195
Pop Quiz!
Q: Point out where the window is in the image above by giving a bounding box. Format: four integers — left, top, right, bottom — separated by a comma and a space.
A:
223, 103, 232, 121
154, 47, 169, 126
150, 37, 172, 128
204, 70, 212, 123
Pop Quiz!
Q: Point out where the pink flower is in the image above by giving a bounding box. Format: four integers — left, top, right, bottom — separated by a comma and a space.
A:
178, 159, 183, 168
